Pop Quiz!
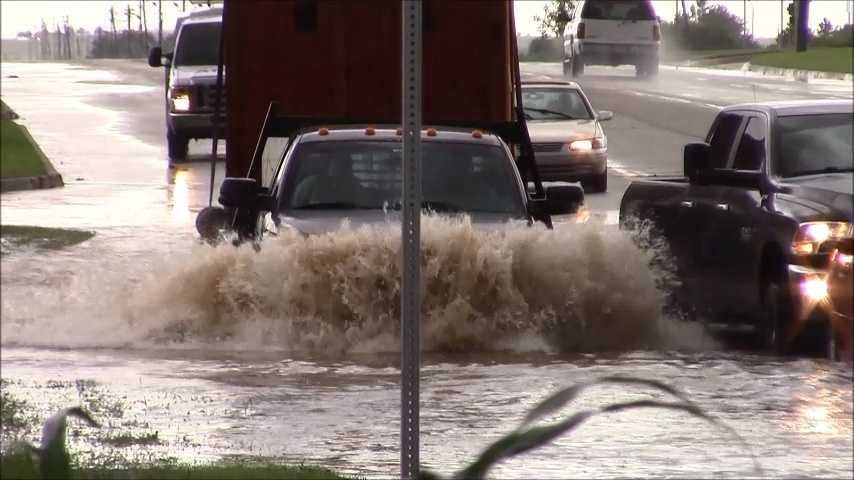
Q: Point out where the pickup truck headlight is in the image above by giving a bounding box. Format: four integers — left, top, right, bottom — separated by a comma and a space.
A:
169, 87, 191, 112
569, 137, 606, 152
792, 221, 852, 255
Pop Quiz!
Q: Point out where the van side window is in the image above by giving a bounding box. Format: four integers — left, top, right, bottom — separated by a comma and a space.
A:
707, 113, 744, 169
732, 117, 767, 171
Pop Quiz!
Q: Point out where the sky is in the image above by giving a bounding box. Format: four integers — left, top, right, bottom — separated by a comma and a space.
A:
1, 0, 852, 40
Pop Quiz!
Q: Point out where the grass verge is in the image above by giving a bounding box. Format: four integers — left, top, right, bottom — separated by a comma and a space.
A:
0, 451, 351, 480
1, 225, 95, 250
661, 47, 770, 65
750, 47, 853, 74
1, 100, 47, 179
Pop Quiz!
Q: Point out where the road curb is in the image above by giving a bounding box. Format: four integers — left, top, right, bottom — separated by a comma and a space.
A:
1, 122, 64, 193
745, 63, 853, 82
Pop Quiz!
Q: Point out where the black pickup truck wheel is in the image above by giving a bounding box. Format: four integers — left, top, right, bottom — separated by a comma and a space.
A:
761, 281, 791, 354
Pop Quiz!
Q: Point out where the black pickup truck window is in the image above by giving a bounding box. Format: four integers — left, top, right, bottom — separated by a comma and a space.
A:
707, 113, 743, 169
733, 117, 767, 171
774, 113, 853, 178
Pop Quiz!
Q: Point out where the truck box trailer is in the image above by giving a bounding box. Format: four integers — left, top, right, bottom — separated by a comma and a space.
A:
222, 0, 517, 178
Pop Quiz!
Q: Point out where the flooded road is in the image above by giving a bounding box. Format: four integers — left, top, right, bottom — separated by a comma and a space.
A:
1, 61, 853, 479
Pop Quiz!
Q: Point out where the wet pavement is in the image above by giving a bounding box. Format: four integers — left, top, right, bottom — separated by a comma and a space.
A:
1, 61, 852, 479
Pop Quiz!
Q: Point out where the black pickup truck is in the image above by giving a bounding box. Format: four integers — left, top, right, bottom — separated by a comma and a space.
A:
619, 100, 852, 355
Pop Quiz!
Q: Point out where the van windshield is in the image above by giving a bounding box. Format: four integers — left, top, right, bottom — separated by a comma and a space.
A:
581, 0, 656, 21
174, 22, 221, 66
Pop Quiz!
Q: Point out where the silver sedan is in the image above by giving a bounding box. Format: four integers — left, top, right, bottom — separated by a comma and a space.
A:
522, 80, 612, 192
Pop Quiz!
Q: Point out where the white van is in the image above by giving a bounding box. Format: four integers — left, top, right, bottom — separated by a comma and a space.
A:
562, 0, 661, 78
148, 8, 224, 162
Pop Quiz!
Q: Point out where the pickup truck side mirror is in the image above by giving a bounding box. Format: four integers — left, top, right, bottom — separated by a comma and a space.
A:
684, 142, 710, 181
597, 110, 613, 121
544, 184, 584, 215
148, 47, 162, 67
219, 177, 273, 210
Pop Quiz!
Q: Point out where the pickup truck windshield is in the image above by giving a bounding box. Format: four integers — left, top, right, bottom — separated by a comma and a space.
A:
522, 89, 592, 120
774, 113, 853, 178
174, 22, 221, 66
281, 140, 525, 216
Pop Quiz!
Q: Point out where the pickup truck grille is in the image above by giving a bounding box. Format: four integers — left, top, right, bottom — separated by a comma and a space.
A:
197, 85, 227, 111
532, 142, 564, 153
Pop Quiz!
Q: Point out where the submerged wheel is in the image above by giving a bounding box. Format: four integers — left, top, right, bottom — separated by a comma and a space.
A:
760, 281, 791, 354
167, 130, 189, 163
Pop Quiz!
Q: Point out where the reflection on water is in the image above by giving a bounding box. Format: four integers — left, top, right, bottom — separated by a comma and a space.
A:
0, 348, 851, 479
169, 168, 192, 224
790, 368, 851, 436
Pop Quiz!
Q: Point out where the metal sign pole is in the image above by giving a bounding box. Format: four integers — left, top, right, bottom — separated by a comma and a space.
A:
400, 1, 422, 479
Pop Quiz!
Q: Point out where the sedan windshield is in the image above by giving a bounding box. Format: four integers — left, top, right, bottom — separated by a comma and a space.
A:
174, 22, 221, 66
522, 88, 592, 121
774, 113, 853, 178
279, 140, 526, 216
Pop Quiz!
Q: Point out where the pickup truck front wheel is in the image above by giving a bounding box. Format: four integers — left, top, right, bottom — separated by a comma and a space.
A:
168, 131, 189, 162
760, 281, 791, 354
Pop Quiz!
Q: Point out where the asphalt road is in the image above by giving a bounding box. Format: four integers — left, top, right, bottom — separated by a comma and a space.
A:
1, 59, 851, 230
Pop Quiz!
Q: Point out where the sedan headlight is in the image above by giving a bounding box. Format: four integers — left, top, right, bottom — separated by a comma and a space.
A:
792, 221, 852, 255
569, 137, 606, 152
170, 87, 191, 112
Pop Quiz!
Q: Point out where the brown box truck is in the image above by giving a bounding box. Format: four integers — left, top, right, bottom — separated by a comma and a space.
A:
223, 0, 516, 178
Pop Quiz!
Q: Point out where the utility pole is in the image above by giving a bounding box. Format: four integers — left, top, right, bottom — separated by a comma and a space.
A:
744, 0, 748, 40
109, 6, 118, 56
795, 0, 810, 52
158, 0, 163, 46
126, 4, 133, 57
55, 22, 62, 60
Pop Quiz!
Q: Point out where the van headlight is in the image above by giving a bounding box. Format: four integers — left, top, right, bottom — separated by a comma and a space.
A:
792, 222, 852, 255
169, 87, 192, 112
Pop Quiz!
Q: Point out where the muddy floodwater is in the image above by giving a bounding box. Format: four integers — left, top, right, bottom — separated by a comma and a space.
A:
1, 218, 852, 479
1, 61, 852, 479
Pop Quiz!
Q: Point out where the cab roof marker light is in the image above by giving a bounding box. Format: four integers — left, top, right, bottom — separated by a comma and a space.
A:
471, 130, 483, 139
317, 127, 329, 136
365, 127, 376, 136
426, 128, 437, 137
395, 128, 403, 136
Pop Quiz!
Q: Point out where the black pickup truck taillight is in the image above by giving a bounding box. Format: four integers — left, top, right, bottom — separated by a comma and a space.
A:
578, 22, 585, 39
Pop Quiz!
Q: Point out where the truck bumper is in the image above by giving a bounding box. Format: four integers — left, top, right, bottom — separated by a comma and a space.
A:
578, 42, 658, 67
168, 113, 224, 139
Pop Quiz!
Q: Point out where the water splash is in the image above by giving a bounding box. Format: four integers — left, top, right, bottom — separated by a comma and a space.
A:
2, 215, 709, 353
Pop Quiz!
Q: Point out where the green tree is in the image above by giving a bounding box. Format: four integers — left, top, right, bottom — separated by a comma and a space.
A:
534, 0, 574, 39
534, 0, 575, 59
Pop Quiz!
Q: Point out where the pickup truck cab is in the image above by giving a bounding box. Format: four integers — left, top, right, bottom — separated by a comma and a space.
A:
619, 100, 853, 355
206, 124, 583, 240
